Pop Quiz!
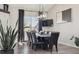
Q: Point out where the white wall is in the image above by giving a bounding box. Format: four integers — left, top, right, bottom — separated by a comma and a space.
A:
48, 4, 79, 48
0, 4, 18, 28
24, 11, 38, 16
0, 12, 10, 28
9, 5, 18, 28
0, 4, 10, 28
0, 4, 3, 9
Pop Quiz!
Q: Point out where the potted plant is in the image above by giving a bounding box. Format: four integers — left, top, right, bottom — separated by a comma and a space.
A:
0, 20, 18, 54
70, 35, 79, 47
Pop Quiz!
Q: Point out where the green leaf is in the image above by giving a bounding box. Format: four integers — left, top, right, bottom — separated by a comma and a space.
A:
12, 43, 16, 49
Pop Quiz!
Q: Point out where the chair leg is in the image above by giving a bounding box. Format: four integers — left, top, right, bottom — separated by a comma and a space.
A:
32, 44, 33, 49
49, 45, 53, 54
29, 42, 31, 46
41, 44, 43, 49
55, 44, 58, 52
50, 46, 52, 54
33, 45, 37, 51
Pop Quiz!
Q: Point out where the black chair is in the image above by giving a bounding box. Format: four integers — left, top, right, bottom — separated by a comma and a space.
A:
26, 32, 32, 46
31, 32, 44, 50
49, 32, 60, 53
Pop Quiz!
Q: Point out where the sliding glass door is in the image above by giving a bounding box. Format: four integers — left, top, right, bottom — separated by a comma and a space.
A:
24, 16, 39, 41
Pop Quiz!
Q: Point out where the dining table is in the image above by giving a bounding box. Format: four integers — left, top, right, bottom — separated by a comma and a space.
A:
36, 32, 51, 49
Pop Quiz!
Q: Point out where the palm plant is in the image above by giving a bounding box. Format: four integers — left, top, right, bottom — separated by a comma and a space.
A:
0, 20, 18, 52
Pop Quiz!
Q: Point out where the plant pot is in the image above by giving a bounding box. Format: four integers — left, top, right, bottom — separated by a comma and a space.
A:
0, 49, 14, 54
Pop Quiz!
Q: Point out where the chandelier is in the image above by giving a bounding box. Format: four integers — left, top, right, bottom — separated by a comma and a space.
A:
37, 4, 47, 19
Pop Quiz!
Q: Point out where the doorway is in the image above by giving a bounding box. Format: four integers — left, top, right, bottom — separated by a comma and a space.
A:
24, 16, 39, 41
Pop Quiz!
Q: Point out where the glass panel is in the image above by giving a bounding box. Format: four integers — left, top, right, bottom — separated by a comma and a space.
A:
24, 16, 38, 32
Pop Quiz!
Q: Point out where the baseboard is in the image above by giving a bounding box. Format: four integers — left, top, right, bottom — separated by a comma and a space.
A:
58, 42, 79, 49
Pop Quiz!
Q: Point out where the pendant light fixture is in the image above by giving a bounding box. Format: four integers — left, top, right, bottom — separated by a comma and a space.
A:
37, 4, 47, 19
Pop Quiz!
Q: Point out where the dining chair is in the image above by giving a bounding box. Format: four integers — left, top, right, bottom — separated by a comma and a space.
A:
31, 32, 44, 50
49, 32, 60, 53
26, 32, 32, 46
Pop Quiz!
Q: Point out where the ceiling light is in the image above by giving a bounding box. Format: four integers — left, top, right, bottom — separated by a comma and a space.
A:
37, 4, 47, 19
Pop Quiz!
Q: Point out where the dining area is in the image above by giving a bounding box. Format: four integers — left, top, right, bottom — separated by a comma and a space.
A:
26, 30, 60, 53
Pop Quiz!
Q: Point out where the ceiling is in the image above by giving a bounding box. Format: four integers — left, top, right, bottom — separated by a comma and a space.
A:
10, 4, 55, 12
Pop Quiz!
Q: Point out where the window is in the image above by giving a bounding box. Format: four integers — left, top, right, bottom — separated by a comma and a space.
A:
62, 8, 71, 22
24, 16, 38, 31
56, 8, 72, 23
